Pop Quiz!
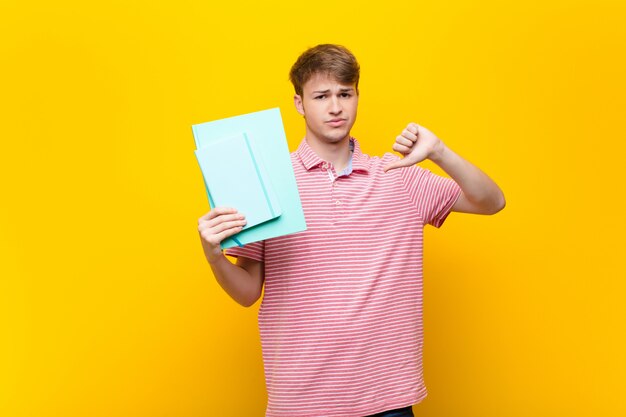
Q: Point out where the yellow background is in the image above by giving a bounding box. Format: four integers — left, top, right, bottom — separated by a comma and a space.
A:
1, 0, 625, 416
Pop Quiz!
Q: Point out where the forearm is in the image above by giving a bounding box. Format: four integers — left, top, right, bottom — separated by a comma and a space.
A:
209, 254, 262, 307
431, 144, 505, 213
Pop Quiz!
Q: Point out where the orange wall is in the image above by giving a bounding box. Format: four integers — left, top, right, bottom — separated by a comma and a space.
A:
1, 1, 625, 416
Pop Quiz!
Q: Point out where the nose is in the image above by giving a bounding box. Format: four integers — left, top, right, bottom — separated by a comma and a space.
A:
329, 96, 342, 115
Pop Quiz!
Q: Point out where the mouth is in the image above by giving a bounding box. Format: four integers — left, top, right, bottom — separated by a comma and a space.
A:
326, 119, 346, 127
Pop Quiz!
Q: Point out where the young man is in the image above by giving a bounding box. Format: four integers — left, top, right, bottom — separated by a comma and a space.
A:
198, 44, 505, 417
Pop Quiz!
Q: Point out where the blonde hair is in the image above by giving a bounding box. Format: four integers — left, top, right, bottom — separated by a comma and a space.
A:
289, 44, 360, 96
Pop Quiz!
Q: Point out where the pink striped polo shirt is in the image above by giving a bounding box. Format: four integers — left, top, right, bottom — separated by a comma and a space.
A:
225, 137, 461, 417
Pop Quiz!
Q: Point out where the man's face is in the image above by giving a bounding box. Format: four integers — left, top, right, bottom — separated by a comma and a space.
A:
294, 72, 358, 145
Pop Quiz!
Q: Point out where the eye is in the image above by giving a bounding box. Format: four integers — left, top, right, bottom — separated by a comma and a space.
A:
314, 95, 325, 100
341, 93, 351, 98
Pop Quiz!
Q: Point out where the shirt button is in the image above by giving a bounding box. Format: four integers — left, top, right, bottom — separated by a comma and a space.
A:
335, 200, 341, 205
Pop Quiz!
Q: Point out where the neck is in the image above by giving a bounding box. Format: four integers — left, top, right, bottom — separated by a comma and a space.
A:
305, 135, 352, 172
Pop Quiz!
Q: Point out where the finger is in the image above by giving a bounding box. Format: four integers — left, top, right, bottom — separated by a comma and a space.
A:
215, 226, 245, 243
396, 135, 414, 148
392, 142, 412, 154
204, 207, 238, 221
198, 207, 237, 224
401, 129, 418, 142
202, 213, 246, 229
200, 225, 244, 247
384, 157, 415, 173
407, 123, 420, 135
199, 216, 245, 234
210, 219, 247, 235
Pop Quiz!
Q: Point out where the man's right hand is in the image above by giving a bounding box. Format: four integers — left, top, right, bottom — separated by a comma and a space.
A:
198, 207, 247, 264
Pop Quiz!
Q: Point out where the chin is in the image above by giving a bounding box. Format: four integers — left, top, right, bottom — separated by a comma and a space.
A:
325, 135, 348, 143
325, 129, 351, 143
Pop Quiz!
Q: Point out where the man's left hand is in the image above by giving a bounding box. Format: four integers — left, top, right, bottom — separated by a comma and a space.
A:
384, 123, 446, 172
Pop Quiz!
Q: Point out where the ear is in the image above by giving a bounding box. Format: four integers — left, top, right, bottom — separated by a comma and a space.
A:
294, 94, 305, 116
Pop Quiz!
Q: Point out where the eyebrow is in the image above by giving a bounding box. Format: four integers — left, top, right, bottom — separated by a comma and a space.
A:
312, 88, 354, 94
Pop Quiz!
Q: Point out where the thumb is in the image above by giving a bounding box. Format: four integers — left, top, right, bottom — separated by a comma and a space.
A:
384, 156, 415, 173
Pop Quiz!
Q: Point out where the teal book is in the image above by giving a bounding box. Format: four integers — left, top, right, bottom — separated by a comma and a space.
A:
194, 132, 281, 230
192, 107, 307, 249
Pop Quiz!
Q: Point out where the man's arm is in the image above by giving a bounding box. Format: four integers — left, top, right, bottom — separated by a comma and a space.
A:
384, 123, 505, 215
208, 254, 264, 307
198, 208, 264, 307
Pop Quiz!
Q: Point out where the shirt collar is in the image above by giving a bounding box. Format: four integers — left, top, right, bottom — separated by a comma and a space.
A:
296, 137, 370, 173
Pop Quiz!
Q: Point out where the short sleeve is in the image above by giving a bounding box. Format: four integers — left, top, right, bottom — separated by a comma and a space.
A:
400, 163, 462, 228
224, 240, 265, 262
